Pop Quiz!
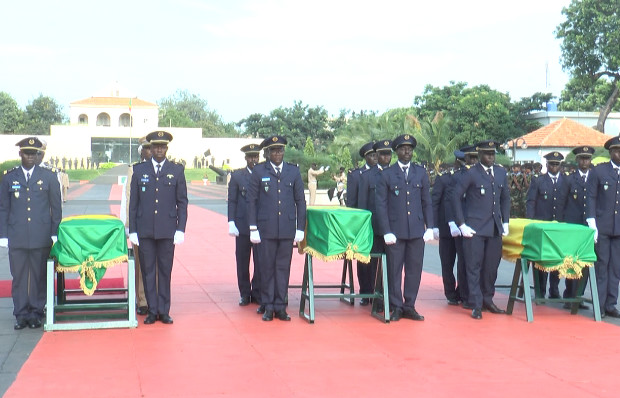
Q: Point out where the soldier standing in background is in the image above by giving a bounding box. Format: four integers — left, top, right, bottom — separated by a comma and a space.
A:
228, 143, 262, 308
346, 142, 377, 208
307, 163, 328, 206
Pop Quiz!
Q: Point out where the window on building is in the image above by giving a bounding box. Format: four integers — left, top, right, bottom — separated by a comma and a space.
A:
78, 114, 88, 125
119, 113, 132, 127
96, 113, 110, 127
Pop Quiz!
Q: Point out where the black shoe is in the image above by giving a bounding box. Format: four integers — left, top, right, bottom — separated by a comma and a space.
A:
14, 319, 28, 330
136, 306, 148, 316
159, 314, 174, 324
262, 309, 274, 321
471, 309, 482, 319
605, 308, 620, 318
447, 298, 459, 306
483, 302, 506, 314
375, 299, 384, 313
390, 308, 403, 321
250, 295, 260, 304
275, 310, 291, 321
28, 318, 42, 329
256, 305, 266, 314
144, 313, 157, 324
359, 298, 371, 306
462, 303, 474, 310
239, 296, 251, 306
402, 308, 424, 321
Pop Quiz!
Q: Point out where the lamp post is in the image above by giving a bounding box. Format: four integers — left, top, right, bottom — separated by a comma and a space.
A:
503, 138, 527, 163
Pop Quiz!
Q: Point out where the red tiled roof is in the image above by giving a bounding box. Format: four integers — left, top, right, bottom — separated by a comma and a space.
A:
70, 97, 157, 107
510, 118, 610, 148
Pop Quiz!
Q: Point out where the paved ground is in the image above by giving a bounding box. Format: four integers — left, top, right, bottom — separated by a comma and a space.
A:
0, 165, 615, 397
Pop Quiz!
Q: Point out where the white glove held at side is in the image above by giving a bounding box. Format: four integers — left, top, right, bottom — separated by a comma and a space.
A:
502, 223, 509, 237
586, 218, 598, 243
173, 231, 185, 245
448, 221, 461, 237
0, 238, 7, 248
424, 228, 435, 242
129, 233, 139, 246
432, 228, 440, 240
51, 236, 58, 244
228, 221, 239, 237
294, 230, 305, 242
459, 224, 476, 238
250, 230, 261, 244
384, 233, 397, 245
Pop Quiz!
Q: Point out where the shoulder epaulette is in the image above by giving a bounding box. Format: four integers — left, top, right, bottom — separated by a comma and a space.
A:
465, 165, 472, 169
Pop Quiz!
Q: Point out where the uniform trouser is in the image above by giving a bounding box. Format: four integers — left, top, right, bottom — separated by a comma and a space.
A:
308, 182, 318, 205
132, 244, 147, 307
439, 236, 458, 301
357, 235, 384, 294
594, 235, 620, 312
9, 247, 50, 321
258, 238, 293, 312
462, 234, 502, 309
385, 238, 424, 311
454, 236, 469, 302
536, 270, 560, 297
139, 238, 175, 316
236, 234, 260, 300
564, 273, 589, 299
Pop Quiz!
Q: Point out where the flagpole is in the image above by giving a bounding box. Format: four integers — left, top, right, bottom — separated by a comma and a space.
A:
128, 97, 133, 164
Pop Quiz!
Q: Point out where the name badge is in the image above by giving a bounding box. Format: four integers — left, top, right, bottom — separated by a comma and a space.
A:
261, 177, 270, 182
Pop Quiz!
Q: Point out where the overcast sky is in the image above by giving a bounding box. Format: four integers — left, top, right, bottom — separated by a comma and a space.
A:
0, 0, 572, 123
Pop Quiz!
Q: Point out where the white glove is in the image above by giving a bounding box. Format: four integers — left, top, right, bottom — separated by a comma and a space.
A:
228, 221, 239, 237
0, 238, 7, 248
384, 233, 397, 245
319, 166, 325, 172
51, 236, 58, 244
173, 231, 185, 245
325, 166, 330, 171
125, 227, 129, 237
586, 218, 598, 243
459, 224, 476, 238
432, 228, 440, 240
502, 223, 509, 237
294, 230, 305, 242
250, 230, 261, 244
129, 233, 139, 246
448, 221, 461, 237
424, 228, 435, 242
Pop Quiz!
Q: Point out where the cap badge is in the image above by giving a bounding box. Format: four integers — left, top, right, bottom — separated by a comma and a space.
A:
272, 137, 278, 142
404, 135, 410, 140
384, 141, 389, 145
554, 152, 559, 157
583, 147, 588, 151
250, 144, 255, 149
158, 132, 164, 137
28, 139, 34, 145
488, 142, 494, 147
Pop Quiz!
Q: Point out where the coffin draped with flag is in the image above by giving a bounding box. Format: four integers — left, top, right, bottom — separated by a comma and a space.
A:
299, 206, 373, 263
50, 215, 128, 295
502, 218, 596, 279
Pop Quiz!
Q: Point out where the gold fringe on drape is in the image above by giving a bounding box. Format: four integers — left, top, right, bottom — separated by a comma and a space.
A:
56, 255, 128, 296
302, 242, 371, 264
532, 255, 593, 280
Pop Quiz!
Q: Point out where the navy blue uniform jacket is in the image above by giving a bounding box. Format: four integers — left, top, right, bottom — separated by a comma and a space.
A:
525, 173, 564, 221
357, 166, 382, 234
451, 163, 510, 237
0, 165, 62, 248
228, 167, 252, 235
587, 163, 620, 236
375, 163, 433, 239
129, 160, 188, 239
431, 171, 454, 238
247, 162, 306, 239
558, 171, 588, 225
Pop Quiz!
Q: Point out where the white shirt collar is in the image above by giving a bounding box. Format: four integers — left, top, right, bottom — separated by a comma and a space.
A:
270, 162, 283, 172
548, 172, 560, 179
151, 158, 166, 169
397, 161, 410, 169
247, 167, 252, 174
22, 166, 33, 180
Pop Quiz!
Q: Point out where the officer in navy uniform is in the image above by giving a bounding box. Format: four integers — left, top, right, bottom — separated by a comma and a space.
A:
357, 140, 393, 307
526, 151, 565, 298
228, 143, 261, 307
432, 150, 465, 305
376, 134, 434, 321
247, 136, 306, 321
0, 137, 62, 329
346, 142, 377, 208
558, 146, 595, 308
129, 130, 188, 325
586, 136, 620, 318
446, 145, 479, 308
451, 140, 510, 320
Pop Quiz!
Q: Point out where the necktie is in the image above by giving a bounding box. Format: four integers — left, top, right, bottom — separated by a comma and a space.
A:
275, 167, 281, 177
487, 168, 494, 182
26, 172, 30, 183
552, 177, 557, 185
156, 164, 161, 177
581, 175, 586, 184
402, 166, 408, 178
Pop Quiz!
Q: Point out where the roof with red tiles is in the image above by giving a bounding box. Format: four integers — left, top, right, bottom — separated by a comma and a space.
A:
509, 118, 611, 148
70, 97, 157, 107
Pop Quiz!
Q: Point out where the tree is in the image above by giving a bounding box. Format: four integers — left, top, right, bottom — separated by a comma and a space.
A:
558, 76, 620, 112
158, 90, 238, 137
303, 136, 316, 158
409, 112, 463, 174
22, 95, 64, 135
0, 92, 23, 134
556, 0, 620, 132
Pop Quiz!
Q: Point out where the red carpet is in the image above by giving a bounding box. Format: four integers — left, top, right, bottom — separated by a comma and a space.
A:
4, 204, 620, 398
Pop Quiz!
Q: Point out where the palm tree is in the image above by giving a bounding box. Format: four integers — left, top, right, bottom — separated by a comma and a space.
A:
408, 112, 463, 174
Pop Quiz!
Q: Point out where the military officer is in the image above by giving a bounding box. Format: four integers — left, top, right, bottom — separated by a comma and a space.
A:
0, 137, 62, 329
376, 134, 434, 321
307, 163, 327, 206
526, 151, 565, 298
451, 140, 510, 320
124, 136, 151, 315
129, 130, 188, 325
346, 142, 377, 208
558, 146, 595, 308
586, 136, 620, 318
228, 143, 262, 307
432, 150, 465, 305
357, 139, 393, 306
247, 135, 306, 321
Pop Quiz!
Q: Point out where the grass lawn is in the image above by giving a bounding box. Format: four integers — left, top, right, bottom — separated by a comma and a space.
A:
66, 167, 219, 183
184, 168, 219, 182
